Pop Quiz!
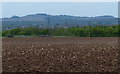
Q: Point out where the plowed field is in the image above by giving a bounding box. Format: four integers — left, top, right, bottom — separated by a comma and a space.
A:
2, 37, 119, 72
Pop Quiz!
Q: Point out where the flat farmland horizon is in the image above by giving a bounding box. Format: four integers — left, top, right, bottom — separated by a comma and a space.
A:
2, 37, 119, 72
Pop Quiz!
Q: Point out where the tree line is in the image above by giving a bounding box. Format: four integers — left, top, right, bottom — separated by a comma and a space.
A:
2, 25, 120, 37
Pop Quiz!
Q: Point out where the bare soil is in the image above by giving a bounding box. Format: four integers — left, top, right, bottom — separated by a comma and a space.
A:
2, 37, 119, 72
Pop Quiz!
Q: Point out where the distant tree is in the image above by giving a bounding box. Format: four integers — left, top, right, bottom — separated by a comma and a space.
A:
2, 25, 119, 37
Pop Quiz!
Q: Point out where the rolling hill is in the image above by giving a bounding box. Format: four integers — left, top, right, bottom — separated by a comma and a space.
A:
1, 13, 118, 30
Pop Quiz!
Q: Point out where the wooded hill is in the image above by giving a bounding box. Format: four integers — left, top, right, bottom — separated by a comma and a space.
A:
1, 13, 118, 30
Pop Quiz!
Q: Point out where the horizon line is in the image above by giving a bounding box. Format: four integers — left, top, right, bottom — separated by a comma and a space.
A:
2, 13, 118, 18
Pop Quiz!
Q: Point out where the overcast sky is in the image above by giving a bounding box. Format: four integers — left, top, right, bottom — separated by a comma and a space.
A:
1, 2, 118, 18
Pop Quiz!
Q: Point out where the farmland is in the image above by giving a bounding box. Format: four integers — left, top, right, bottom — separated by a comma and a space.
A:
2, 37, 119, 72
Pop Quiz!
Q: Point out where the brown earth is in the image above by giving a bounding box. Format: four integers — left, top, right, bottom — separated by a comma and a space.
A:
2, 37, 119, 72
